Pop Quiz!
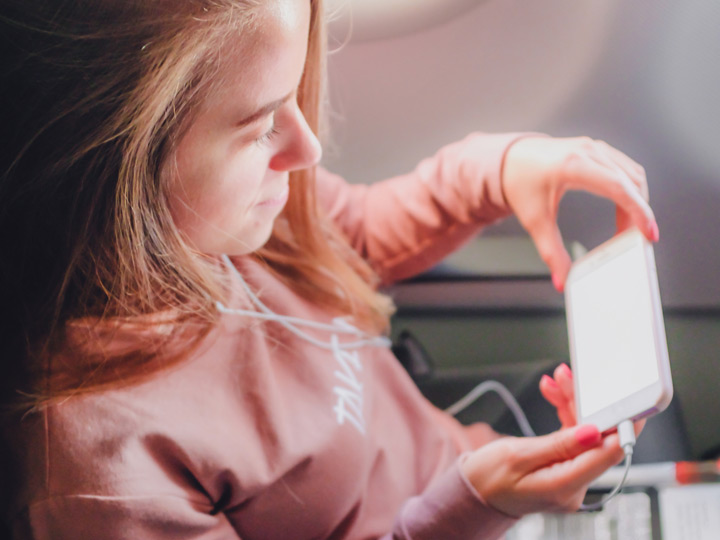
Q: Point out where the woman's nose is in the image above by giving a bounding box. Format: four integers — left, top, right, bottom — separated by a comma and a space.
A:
269, 104, 322, 172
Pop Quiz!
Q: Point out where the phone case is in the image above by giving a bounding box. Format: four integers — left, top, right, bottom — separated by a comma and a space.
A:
565, 228, 673, 432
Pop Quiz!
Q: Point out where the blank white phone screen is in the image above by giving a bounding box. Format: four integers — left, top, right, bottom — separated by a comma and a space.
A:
569, 245, 659, 418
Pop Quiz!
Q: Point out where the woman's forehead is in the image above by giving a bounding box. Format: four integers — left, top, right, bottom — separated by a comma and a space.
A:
189, 0, 311, 125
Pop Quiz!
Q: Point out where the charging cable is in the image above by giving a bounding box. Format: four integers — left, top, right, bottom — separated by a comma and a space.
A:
445, 380, 637, 511
444, 380, 536, 437
579, 419, 636, 511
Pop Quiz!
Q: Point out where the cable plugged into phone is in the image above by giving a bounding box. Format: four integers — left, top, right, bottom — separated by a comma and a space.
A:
617, 419, 637, 457
579, 419, 636, 512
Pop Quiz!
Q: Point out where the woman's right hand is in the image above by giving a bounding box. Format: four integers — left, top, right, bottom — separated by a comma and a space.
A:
460, 424, 625, 517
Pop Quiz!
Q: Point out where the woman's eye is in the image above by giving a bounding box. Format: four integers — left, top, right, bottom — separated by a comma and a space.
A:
254, 122, 280, 146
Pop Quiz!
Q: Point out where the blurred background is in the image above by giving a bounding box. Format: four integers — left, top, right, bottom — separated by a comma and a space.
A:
323, 0, 720, 461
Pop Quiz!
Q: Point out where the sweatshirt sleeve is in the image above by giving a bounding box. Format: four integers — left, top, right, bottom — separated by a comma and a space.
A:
382, 455, 518, 540
316, 132, 532, 285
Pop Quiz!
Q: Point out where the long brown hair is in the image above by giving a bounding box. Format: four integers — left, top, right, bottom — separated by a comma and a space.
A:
0, 0, 393, 407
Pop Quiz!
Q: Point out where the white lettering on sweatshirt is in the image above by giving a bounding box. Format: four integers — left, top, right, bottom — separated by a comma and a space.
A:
331, 335, 365, 435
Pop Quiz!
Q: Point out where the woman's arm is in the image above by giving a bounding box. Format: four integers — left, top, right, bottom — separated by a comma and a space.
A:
318, 133, 657, 287
317, 132, 527, 285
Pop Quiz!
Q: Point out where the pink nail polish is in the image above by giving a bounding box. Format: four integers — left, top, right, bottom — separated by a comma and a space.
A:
559, 363, 572, 378
541, 374, 559, 388
552, 274, 564, 293
575, 425, 601, 447
650, 222, 660, 242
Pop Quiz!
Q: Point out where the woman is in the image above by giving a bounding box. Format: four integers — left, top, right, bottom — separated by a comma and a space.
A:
0, 0, 653, 538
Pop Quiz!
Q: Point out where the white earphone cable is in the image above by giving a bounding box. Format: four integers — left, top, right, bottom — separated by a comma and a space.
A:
217, 254, 391, 351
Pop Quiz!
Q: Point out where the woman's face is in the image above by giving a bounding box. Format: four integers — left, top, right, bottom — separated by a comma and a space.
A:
169, 0, 321, 255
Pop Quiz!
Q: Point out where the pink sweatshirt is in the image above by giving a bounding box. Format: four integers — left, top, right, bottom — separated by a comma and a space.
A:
4, 133, 526, 539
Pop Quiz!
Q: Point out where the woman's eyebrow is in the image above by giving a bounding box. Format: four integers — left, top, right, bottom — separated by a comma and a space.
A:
235, 90, 295, 127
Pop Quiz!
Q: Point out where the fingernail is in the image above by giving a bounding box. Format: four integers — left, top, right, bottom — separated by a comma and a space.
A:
541, 374, 559, 388
649, 221, 659, 242
575, 424, 601, 447
552, 274, 564, 293
559, 363, 572, 378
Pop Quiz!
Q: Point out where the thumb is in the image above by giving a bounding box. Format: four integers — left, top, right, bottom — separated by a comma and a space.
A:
616, 205, 633, 235
528, 222, 572, 292
522, 425, 602, 470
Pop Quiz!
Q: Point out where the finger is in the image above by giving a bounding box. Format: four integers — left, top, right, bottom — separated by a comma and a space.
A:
553, 363, 574, 402
536, 432, 626, 495
552, 404, 577, 430
540, 375, 577, 428
585, 149, 641, 235
582, 139, 646, 198
584, 154, 656, 235
559, 410, 577, 429
588, 144, 653, 237
616, 205, 634, 235
614, 197, 659, 242
564, 159, 658, 242
616, 205, 659, 242
527, 221, 573, 292
553, 364, 576, 423
539, 375, 565, 407
595, 141, 649, 200
539, 375, 575, 427
516, 425, 602, 471
600, 166, 656, 240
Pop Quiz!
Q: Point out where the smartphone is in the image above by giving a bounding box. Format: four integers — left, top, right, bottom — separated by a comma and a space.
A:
564, 228, 673, 433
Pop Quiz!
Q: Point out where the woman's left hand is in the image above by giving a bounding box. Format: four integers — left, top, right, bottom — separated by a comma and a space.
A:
502, 136, 659, 291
